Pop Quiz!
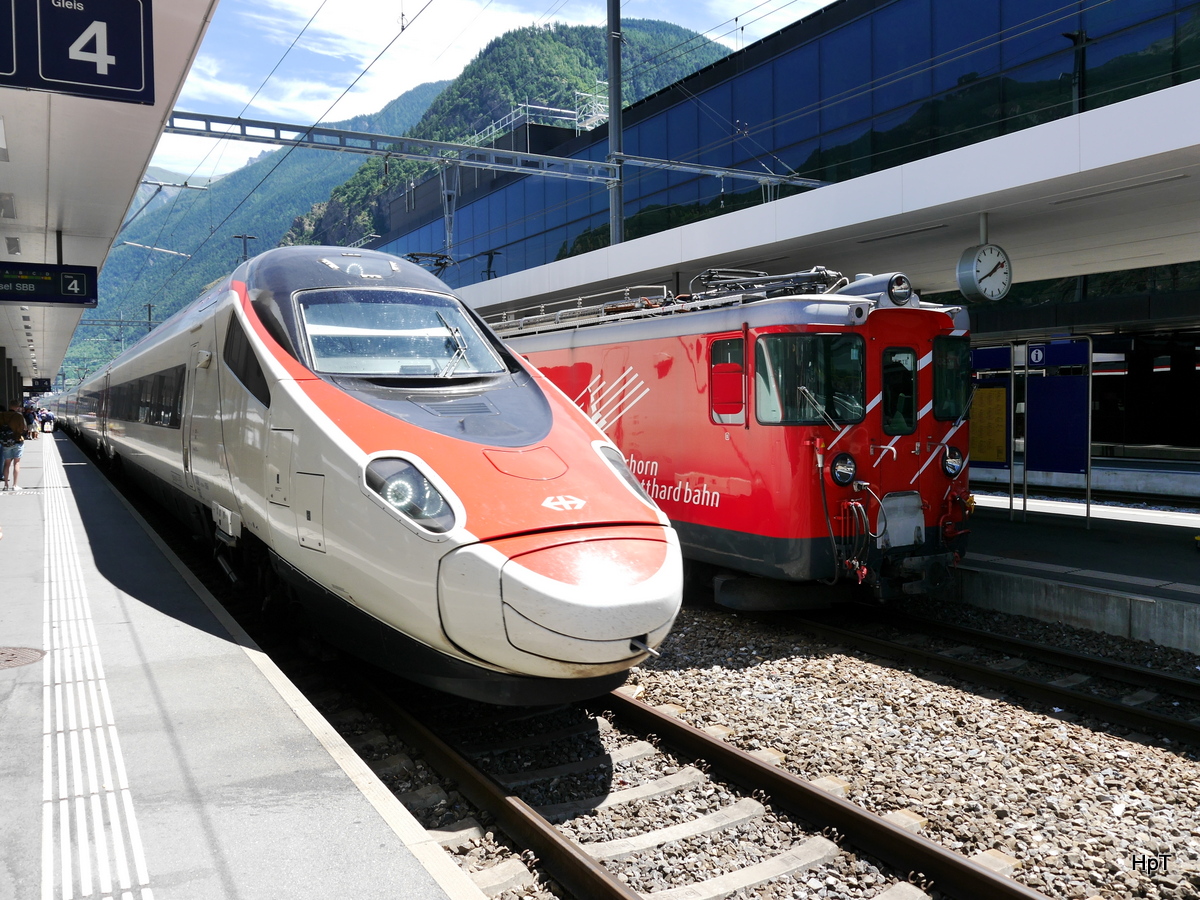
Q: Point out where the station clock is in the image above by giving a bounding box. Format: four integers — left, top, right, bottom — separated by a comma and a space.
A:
956, 243, 1012, 302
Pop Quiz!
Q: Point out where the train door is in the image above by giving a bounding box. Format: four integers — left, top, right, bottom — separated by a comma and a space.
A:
98, 373, 111, 457
181, 342, 198, 494
896, 334, 973, 546
182, 315, 224, 503
872, 343, 926, 550
709, 336, 745, 426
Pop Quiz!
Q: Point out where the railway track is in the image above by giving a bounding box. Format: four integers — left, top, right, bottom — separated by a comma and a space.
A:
348, 674, 1053, 900
796, 607, 1200, 746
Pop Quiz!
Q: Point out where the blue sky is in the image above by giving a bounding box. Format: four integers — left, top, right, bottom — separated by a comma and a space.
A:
152, 0, 827, 177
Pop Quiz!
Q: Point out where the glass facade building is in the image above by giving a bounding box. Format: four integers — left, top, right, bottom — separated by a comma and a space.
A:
377, 0, 1200, 290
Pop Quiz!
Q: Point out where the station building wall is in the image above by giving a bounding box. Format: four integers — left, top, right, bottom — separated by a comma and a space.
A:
376, 0, 1200, 289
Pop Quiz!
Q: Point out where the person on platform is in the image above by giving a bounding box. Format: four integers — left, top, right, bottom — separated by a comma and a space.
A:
1, 399, 26, 490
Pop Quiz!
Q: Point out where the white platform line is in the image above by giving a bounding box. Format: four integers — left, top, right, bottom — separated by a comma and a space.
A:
40, 438, 153, 899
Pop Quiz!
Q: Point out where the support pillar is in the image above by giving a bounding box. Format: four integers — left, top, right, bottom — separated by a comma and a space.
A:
1169, 341, 1199, 447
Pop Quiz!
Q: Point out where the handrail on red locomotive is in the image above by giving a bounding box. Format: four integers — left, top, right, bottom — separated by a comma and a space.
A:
486, 266, 870, 337
687, 266, 848, 296
486, 284, 671, 335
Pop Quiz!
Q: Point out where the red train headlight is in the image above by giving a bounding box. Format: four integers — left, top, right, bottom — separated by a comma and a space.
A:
829, 452, 856, 486
942, 446, 965, 478
366, 459, 456, 533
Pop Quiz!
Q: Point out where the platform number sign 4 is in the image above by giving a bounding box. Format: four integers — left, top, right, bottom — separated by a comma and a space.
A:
68, 21, 118, 76
61, 272, 87, 297
0, 1, 155, 104
39, 0, 148, 92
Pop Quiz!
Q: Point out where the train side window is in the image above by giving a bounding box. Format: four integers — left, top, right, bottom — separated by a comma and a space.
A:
709, 337, 745, 425
157, 366, 185, 427
754, 334, 865, 426
223, 315, 272, 407
882, 347, 917, 435
138, 376, 154, 423
933, 336, 971, 421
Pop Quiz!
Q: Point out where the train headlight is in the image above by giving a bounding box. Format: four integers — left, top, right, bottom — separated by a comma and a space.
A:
597, 445, 657, 507
829, 452, 857, 486
366, 459, 456, 533
942, 445, 965, 478
887, 274, 913, 305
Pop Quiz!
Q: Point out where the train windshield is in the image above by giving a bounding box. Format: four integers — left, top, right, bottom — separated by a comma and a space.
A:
755, 333, 865, 425
933, 335, 972, 420
296, 289, 506, 377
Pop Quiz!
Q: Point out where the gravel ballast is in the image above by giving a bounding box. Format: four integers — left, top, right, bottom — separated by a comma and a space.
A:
631, 606, 1200, 900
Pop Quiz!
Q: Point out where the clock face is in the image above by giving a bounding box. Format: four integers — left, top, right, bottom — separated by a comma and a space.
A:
956, 243, 1012, 301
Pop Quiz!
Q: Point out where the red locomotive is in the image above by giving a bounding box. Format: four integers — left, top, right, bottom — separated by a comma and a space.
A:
490, 267, 974, 608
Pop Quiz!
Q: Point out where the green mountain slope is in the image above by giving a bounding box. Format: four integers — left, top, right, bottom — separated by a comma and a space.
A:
285, 19, 729, 246
67, 19, 728, 378
67, 81, 448, 376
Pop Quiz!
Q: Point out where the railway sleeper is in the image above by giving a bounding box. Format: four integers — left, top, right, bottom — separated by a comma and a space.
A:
494, 740, 656, 788
583, 796, 766, 861
535, 766, 706, 823
469, 856, 537, 895
647, 836, 840, 900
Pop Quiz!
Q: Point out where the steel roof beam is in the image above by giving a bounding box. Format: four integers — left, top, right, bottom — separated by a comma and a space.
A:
165, 112, 619, 184
164, 112, 827, 189
613, 152, 827, 188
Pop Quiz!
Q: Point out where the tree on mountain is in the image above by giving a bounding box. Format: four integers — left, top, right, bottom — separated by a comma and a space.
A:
285, 19, 728, 246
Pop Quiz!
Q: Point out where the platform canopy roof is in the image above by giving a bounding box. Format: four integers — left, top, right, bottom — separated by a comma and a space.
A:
0, 0, 219, 394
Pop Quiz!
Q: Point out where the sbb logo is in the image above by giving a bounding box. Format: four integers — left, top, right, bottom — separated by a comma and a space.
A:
542, 496, 586, 511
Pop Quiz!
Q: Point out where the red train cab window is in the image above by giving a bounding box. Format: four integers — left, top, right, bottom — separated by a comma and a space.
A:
710, 337, 745, 425
882, 347, 917, 435
754, 334, 865, 425
933, 335, 971, 421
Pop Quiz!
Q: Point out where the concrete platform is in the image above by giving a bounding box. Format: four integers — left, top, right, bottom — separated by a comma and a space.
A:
0, 435, 484, 900
958, 495, 1200, 654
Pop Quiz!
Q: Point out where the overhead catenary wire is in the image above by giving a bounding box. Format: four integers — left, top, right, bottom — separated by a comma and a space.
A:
622, 0, 812, 81
118, 0, 335, 304
148, 0, 440, 307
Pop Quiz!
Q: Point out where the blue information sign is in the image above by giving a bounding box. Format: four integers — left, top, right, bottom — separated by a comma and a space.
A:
0, 1, 153, 105
1028, 340, 1088, 368
971, 346, 1011, 371
1026, 375, 1089, 475
0, 5, 13, 79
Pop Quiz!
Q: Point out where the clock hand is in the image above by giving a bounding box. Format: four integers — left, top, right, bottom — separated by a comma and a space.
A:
980, 260, 1006, 282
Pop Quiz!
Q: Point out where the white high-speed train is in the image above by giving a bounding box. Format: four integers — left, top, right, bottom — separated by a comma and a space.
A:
54, 246, 682, 704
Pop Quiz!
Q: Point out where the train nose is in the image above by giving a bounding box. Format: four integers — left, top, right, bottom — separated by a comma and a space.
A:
438, 526, 682, 678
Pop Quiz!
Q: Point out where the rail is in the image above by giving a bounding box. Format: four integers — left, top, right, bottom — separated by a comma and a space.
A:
358, 675, 1051, 900
590, 691, 1052, 900
358, 679, 644, 900
795, 613, 1200, 745
876, 609, 1200, 702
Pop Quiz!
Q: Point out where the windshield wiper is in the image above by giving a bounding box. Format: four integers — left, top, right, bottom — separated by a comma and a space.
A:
954, 383, 978, 428
436, 312, 468, 377
798, 385, 840, 430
